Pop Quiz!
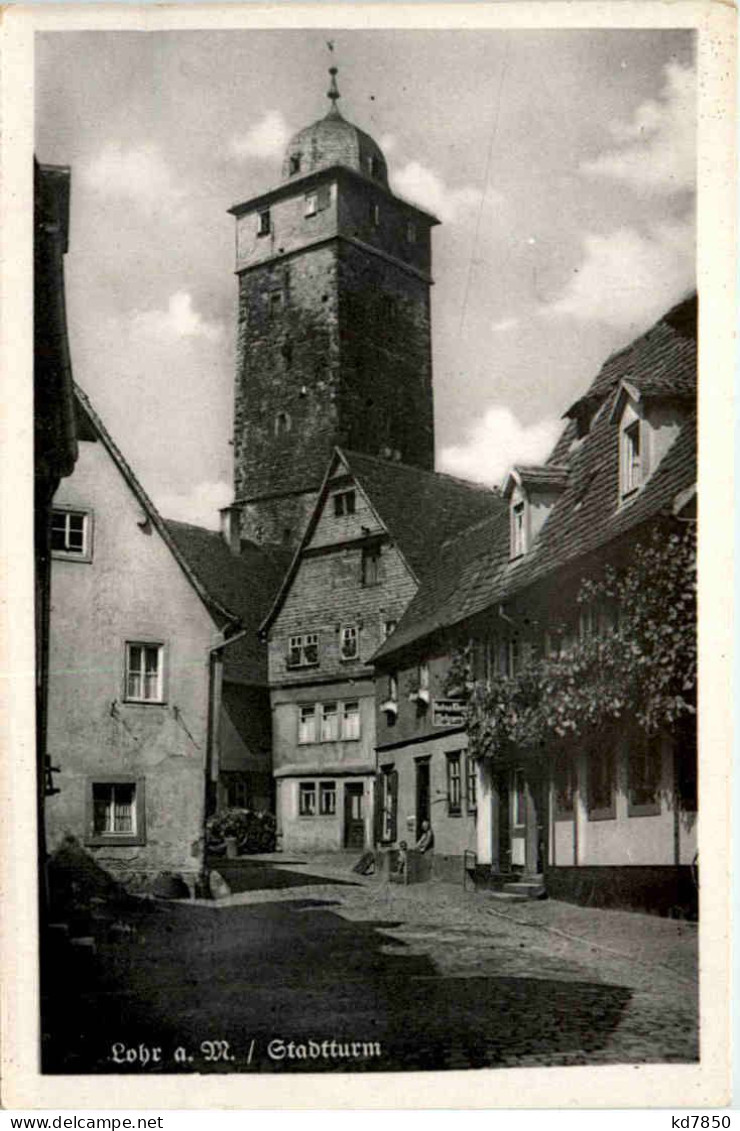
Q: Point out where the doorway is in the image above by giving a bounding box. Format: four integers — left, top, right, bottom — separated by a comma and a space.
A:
343, 783, 365, 849
415, 758, 431, 832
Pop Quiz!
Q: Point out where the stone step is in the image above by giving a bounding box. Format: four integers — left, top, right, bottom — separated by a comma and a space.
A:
501, 881, 546, 898
487, 891, 532, 902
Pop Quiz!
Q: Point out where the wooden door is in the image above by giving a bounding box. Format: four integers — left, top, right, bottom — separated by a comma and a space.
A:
344, 783, 365, 849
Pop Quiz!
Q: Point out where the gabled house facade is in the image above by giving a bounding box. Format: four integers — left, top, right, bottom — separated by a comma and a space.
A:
260, 448, 499, 853
374, 296, 698, 914
46, 387, 282, 892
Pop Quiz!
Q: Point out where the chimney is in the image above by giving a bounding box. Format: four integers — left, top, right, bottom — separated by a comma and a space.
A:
219, 504, 242, 555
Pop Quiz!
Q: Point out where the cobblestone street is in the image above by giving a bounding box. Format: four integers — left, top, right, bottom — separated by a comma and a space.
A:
42, 855, 698, 1075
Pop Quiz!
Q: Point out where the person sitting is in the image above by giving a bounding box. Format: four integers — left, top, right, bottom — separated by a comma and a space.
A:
415, 820, 434, 853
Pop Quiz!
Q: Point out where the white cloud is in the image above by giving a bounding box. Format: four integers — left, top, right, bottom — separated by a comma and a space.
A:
156, 480, 233, 530
82, 143, 187, 216
491, 316, 519, 333
581, 61, 696, 194
543, 219, 695, 330
392, 160, 485, 223
130, 291, 224, 342
229, 111, 290, 160
440, 406, 562, 487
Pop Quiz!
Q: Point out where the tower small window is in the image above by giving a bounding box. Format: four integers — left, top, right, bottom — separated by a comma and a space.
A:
367, 156, 381, 179
333, 489, 356, 517
305, 192, 318, 217
406, 221, 417, 243
622, 419, 642, 497
289, 154, 301, 176
268, 291, 283, 318
274, 411, 291, 437
258, 209, 271, 237
370, 202, 380, 227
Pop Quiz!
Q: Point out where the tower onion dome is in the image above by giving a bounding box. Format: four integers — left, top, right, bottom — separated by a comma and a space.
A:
281, 66, 389, 187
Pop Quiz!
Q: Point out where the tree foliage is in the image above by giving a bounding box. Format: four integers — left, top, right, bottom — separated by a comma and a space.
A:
455, 524, 696, 763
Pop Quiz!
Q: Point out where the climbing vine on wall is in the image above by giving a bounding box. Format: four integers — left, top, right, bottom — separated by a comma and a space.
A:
452, 523, 697, 763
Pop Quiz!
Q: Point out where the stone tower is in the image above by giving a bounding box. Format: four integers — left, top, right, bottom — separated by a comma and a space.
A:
228, 68, 439, 547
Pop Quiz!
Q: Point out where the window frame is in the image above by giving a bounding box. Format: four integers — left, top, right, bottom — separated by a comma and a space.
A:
587, 748, 617, 821
621, 417, 642, 498
86, 776, 146, 847
320, 701, 340, 743
319, 780, 337, 816
297, 703, 317, 745
287, 633, 319, 669
628, 734, 662, 817
511, 499, 527, 559
298, 781, 317, 817
361, 545, 381, 587
50, 506, 93, 563
340, 624, 359, 662
333, 489, 356, 517
123, 640, 166, 705
446, 751, 463, 817
341, 699, 361, 741
466, 754, 477, 813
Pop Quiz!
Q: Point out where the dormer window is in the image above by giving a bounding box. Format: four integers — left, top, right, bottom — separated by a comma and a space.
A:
621, 419, 642, 497
289, 154, 301, 176
511, 501, 526, 559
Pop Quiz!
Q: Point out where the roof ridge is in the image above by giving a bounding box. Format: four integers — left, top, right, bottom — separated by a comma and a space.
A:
340, 448, 498, 494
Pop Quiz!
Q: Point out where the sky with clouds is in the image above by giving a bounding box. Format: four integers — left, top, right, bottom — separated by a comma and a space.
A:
36, 29, 695, 526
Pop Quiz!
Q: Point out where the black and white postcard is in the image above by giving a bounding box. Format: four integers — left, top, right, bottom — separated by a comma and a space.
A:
1, 1, 734, 1111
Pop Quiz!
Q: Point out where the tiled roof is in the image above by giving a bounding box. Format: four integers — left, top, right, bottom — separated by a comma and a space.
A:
375, 297, 697, 662
165, 521, 291, 683
342, 449, 503, 578
260, 447, 504, 634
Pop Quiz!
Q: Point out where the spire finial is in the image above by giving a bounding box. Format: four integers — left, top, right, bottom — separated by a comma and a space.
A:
326, 52, 341, 115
